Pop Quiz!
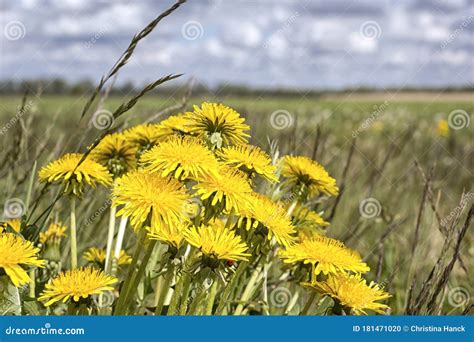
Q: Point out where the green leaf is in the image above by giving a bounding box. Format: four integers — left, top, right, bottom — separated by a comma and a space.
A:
0, 276, 21, 315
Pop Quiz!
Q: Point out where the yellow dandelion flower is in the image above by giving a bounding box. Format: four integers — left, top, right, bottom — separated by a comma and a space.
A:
193, 167, 253, 214
83, 247, 131, 266
123, 124, 164, 150
183, 223, 250, 262
239, 194, 296, 247
186, 102, 250, 147
279, 234, 369, 279
38, 153, 113, 196
282, 156, 338, 199
112, 170, 189, 231
217, 144, 278, 182
0, 233, 45, 287
436, 119, 450, 138
147, 222, 187, 249
304, 273, 391, 315
140, 136, 220, 181
90, 132, 137, 177
38, 267, 117, 306
156, 113, 192, 136
0, 219, 22, 233
39, 222, 67, 244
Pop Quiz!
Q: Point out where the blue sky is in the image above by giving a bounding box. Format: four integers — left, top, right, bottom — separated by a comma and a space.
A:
0, 0, 473, 89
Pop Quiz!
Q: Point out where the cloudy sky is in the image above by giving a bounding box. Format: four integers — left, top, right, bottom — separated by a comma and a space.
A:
0, 0, 473, 90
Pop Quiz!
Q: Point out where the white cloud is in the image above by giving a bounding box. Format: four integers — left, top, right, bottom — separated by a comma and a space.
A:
349, 32, 378, 53
1, 0, 472, 89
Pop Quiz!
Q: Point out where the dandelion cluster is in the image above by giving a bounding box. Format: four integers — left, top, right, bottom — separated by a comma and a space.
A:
4, 102, 390, 316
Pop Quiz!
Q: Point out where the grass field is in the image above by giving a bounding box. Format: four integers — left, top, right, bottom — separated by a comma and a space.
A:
1, 92, 472, 315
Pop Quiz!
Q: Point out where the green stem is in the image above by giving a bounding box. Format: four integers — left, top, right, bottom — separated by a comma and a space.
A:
77, 303, 89, 315
104, 205, 116, 274
114, 227, 147, 314
122, 240, 157, 313
301, 291, 317, 315
188, 290, 207, 315
25, 160, 37, 215
111, 216, 128, 277
70, 196, 78, 269
215, 261, 248, 314
28, 269, 35, 298
234, 264, 262, 315
167, 270, 184, 315
167, 249, 196, 315
155, 264, 175, 315
204, 276, 218, 315
178, 268, 193, 315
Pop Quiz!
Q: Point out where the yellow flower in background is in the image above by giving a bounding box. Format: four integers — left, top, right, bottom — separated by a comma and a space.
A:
370, 121, 384, 133
83, 247, 131, 266
38, 267, 117, 306
217, 144, 278, 182
0, 219, 22, 233
282, 156, 338, 199
436, 119, 450, 137
184, 223, 250, 262
140, 136, 220, 181
193, 167, 253, 214
38, 153, 113, 196
156, 113, 192, 136
147, 222, 188, 249
0, 233, 45, 287
39, 222, 67, 244
186, 102, 250, 147
304, 273, 391, 315
90, 132, 137, 177
279, 234, 369, 279
239, 194, 296, 247
112, 170, 189, 231
123, 124, 164, 151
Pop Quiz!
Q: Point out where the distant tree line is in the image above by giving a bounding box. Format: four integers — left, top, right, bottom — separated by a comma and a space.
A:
0, 78, 472, 97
